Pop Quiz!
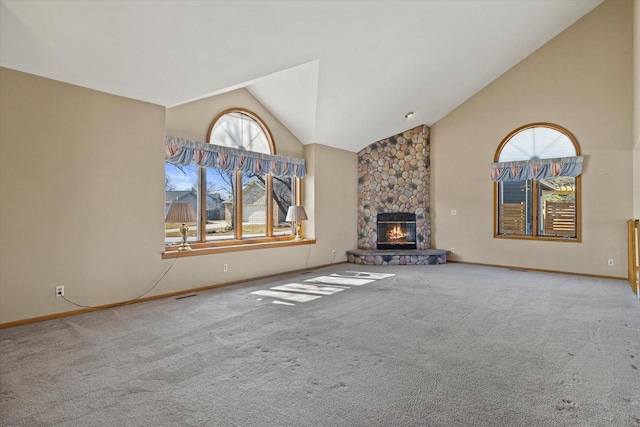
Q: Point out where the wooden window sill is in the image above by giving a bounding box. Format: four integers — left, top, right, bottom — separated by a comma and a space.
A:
162, 238, 316, 259
494, 234, 580, 243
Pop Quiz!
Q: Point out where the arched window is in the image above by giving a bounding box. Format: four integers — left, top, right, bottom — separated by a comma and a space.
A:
208, 109, 274, 154
492, 123, 582, 241
164, 108, 300, 248
204, 108, 293, 241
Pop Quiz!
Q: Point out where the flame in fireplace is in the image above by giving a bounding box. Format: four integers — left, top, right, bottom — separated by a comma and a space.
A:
387, 225, 407, 242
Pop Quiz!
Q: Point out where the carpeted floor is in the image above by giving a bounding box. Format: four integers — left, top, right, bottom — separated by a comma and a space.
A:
1, 263, 639, 426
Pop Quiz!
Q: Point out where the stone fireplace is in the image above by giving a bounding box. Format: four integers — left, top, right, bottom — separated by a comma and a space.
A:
377, 213, 416, 250
348, 125, 446, 265
357, 125, 430, 250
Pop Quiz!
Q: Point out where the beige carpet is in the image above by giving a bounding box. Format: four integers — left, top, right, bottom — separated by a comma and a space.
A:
1, 263, 639, 426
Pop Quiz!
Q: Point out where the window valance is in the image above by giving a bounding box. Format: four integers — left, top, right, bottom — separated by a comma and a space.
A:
165, 136, 306, 178
491, 156, 583, 182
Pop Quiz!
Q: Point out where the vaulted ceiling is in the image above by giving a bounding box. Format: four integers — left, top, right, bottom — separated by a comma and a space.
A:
0, 0, 603, 152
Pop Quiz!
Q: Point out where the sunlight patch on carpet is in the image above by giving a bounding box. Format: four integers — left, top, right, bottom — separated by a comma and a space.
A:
250, 270, 395, 305
270, 283, 346, 295
251, 290, 322, 303
304, 276, 375, 286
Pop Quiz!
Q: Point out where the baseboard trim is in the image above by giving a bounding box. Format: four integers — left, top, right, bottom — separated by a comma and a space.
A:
447, 260, 627, 281
4, 260, 625, 329
0, 261, 346, 329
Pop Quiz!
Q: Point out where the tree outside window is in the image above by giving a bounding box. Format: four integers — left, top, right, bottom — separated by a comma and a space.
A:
164, 109, 298, 247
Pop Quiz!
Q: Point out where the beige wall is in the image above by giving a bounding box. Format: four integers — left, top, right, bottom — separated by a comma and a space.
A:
0, 72, 358, 324
0, 67, 166, 323
431, 0, 633, 278
635, 149, 640, 219
634, 0, 640, 218
304, 143, 359, 261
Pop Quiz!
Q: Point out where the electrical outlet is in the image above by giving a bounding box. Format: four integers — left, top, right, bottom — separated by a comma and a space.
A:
331, 249, 336, 256
450, 247, 455, 253
450, 210, 457, 216
607, 259, 614, 267
55, 286, 64, 297
223, 264, 228, 272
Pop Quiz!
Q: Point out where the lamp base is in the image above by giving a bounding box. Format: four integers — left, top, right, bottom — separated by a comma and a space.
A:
178, 223, 192, 251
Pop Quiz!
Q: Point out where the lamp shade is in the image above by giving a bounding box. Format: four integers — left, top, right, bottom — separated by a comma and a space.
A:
285, 206, 308, 222
165, 202, 197, 223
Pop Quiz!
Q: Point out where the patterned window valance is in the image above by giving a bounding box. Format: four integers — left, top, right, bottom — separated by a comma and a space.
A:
165, 136, 306, 178
491, 156, 583, 182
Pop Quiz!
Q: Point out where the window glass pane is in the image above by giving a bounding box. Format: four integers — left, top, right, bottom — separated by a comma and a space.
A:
273, 176, 294, 236
538, 177, 576, 237
498, 180, 533, 235
209, 112, 271, 154
205, 168, 235, 241
242, 174, 267, 238
499, 127, 576, 162
165, 163, 199, 245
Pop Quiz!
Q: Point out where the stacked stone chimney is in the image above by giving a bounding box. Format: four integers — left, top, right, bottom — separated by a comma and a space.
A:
357, 125, 430, 250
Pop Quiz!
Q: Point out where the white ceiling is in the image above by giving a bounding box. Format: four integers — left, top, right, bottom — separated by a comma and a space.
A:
0, 0, 602, 153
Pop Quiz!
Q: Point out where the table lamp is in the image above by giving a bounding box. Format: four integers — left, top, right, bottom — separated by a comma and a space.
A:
286, 206, 308, 240
165, 202, 197, 251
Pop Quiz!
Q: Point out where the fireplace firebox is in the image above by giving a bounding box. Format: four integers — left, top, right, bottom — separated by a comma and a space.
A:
377, 213, 417, 250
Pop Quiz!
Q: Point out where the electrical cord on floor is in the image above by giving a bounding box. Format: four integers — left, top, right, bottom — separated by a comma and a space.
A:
304, 243, 312, 270
60, 250, 182, 309
303, 244, 337, 271
62, 243, 338, 308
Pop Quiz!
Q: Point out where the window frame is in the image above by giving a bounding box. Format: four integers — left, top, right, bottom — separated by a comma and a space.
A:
164, 108, 305, 255
493, 122, 582, 243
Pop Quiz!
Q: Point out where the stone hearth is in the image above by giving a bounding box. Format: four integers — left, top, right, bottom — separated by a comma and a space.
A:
347, 249, 447, 265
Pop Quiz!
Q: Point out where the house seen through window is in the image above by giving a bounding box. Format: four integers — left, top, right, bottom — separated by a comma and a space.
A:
165, 109, 297, 247
493, 123, 582, 241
